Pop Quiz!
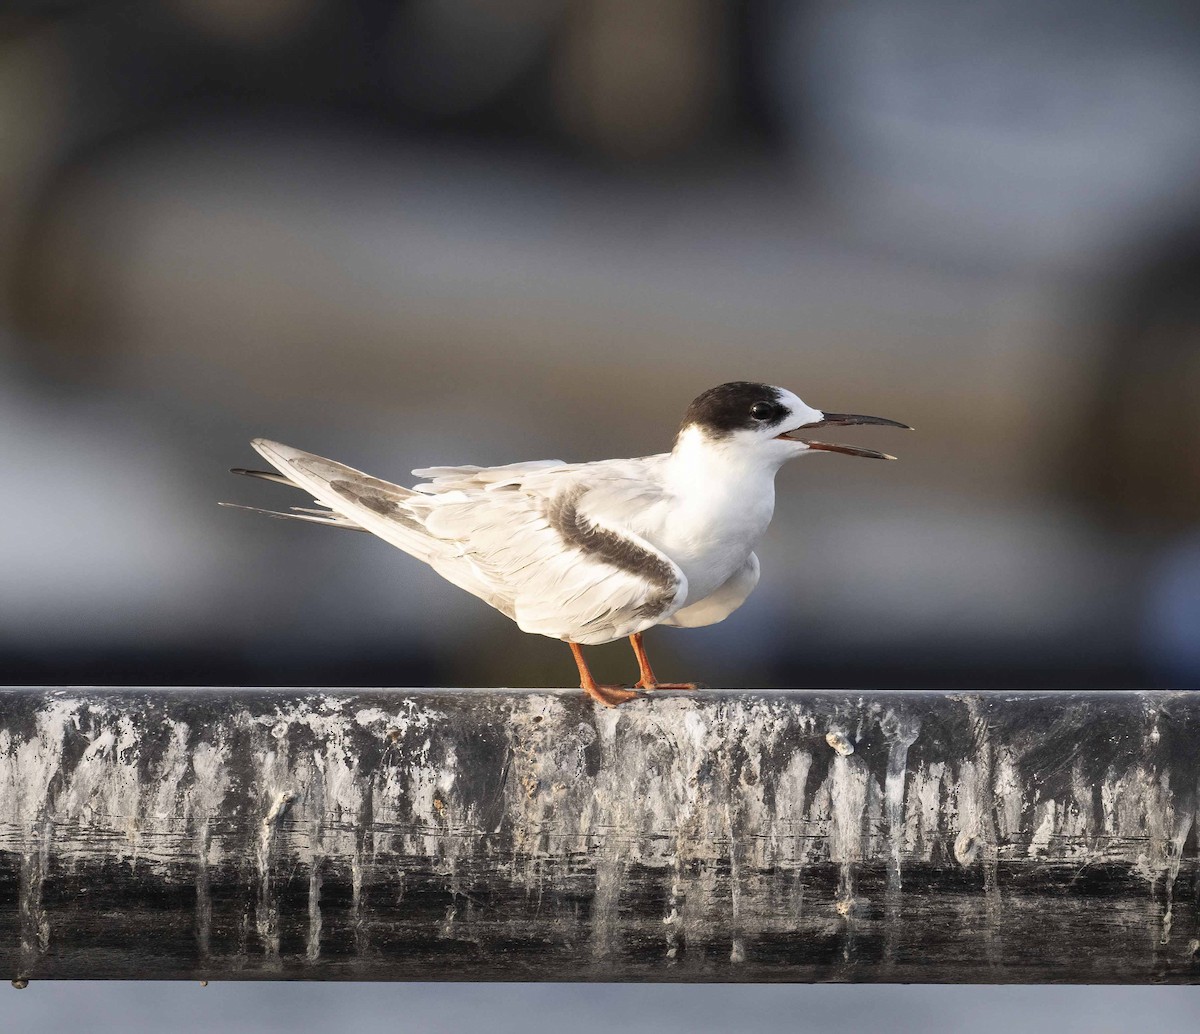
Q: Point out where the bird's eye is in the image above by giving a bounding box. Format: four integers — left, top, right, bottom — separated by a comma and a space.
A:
750, 402, 774, 421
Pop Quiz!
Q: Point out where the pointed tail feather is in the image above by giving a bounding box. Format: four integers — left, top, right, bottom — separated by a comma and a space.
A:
218, 500, 366, 531
230, 467, 297, 487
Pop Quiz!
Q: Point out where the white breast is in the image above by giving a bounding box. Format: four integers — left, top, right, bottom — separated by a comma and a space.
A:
641, 428, 779, 604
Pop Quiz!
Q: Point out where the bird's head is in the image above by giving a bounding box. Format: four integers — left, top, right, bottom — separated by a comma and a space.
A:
676, 381, 910, 466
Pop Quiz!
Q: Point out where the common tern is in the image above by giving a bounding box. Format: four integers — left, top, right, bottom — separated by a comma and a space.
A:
223, 381, 909, 705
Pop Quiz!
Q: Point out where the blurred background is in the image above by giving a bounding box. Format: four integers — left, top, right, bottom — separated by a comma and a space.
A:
3, 1, 1200, 1029
4, 0, 1200, 693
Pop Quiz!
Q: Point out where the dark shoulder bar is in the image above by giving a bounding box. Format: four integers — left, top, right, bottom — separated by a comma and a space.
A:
0, 688, 1197, 983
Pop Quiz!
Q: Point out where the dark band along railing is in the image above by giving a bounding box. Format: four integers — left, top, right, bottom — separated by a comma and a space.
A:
0, 688, 1197, 984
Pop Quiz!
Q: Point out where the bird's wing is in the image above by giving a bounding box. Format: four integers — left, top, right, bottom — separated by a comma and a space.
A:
411, 459, 567, 491
662, 553, 760, 628
243, 442, 687, 644
407, 456, 688, 644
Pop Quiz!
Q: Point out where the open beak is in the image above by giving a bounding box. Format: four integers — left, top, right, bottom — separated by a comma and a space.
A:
777, 411, 912, 460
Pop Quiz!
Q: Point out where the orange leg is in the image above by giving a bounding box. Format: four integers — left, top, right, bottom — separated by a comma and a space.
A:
629, 632, 698, 691
568, 642, 638, 707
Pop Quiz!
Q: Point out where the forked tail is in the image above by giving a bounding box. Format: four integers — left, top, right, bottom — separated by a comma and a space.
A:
219, 466, 367, 531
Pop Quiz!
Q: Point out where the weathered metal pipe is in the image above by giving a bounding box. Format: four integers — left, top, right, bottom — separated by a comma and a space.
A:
0, 688, 1197, 983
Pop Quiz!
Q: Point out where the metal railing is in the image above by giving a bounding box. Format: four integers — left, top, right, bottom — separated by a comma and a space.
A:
0, 687, 1196, 983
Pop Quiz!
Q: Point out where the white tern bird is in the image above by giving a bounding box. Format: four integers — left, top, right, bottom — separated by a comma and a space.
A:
223, 382, 909, 705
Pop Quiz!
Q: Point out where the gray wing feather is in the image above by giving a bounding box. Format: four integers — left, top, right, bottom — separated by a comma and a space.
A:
406, 459, 686, 642
411, 460, 567, 494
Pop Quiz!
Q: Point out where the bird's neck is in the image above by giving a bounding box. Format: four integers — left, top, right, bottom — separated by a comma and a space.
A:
663, 427, 780, 532
668, 425, 785, 483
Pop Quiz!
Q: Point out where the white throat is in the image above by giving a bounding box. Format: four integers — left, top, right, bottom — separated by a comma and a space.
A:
667, 424, 789, 490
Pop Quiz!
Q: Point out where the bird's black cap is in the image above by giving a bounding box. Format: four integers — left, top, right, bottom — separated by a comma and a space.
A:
681, 382, 789, 438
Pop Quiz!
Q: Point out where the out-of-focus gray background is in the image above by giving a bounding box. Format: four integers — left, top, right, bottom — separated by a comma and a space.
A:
2, 0, 1198, 1028
2, 984, 1198, 1034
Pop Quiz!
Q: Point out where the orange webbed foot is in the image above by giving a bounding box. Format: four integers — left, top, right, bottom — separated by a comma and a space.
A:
582, 683, 640, 707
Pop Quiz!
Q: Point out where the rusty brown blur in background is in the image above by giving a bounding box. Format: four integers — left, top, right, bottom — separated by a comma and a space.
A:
4, 0, 1200, 692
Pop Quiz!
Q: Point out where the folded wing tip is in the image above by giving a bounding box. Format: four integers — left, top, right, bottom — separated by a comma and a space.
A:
251, 438, 318, 472
251, 437, 286, 457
